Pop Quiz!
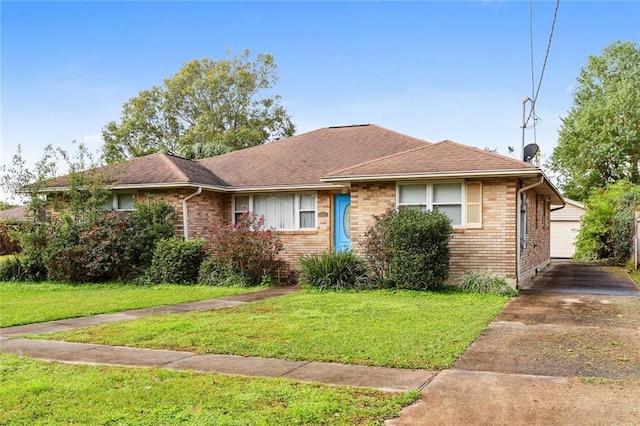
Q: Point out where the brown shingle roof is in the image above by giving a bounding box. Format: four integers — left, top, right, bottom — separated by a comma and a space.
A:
43, 127, 548, 193
46, 153, 226, 189
198, 124, 431, 188
323, 140, 537, 180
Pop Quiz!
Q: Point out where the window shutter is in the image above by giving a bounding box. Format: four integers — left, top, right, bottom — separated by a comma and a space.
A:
466, 182, 482, 228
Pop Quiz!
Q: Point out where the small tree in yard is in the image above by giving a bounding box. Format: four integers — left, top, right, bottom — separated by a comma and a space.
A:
0, 143, 177, 282
205, 212, 283, 285
575, 180, 640, 263
362, 207, 453, 290
0, 143, 110, 281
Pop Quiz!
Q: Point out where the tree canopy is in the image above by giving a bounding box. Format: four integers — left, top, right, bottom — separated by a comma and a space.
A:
102, 50, 296, 164
548, 41, 640, 201
574, 180, 640, 263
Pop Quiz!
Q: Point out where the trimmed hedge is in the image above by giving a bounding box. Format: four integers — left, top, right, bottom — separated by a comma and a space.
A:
146, 238, 208, 284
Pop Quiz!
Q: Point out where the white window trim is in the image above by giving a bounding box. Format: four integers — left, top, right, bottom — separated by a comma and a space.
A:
396, 181, 465, 227
233, 192, 318, 231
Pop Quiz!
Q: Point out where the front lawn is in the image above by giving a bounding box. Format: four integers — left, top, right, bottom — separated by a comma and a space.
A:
0, 282, 252, 328
0, 353, 418, 425
40, 289, 509, 369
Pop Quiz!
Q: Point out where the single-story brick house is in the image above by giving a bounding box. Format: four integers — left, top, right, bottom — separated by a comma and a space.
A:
45, 124, 563, 286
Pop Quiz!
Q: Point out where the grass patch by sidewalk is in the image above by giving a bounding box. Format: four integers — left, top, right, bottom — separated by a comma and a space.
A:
629, 268, 640, 288
41, 289, 509, 369
0, 353, 418, 425
0, 282, 252, 328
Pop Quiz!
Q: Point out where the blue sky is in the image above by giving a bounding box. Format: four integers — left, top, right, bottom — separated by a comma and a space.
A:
1, 1, 639, 200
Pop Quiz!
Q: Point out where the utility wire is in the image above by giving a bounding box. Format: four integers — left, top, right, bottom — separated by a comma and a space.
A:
524, 0, 560, 132
529, 0, 536, 110
528, 0, 538, 143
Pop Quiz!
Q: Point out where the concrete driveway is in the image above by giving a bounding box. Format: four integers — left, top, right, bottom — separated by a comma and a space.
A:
389, 262, 640, 425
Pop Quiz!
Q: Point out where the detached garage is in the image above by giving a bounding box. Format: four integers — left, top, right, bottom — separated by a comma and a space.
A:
550, 199, 585, 258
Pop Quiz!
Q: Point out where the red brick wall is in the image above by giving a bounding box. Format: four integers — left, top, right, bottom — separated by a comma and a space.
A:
137, 189, 229, 240
519, 191, 551, 282
183, 189, 338, 271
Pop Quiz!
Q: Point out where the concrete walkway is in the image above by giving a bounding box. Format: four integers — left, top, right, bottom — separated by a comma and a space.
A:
388, 262, 640, 425
0, 285, 434, 392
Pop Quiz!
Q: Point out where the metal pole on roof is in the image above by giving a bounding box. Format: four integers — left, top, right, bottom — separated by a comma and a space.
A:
521, 97, 532, 161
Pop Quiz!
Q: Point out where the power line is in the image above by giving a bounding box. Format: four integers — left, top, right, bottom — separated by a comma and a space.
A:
524, 0, 560, 132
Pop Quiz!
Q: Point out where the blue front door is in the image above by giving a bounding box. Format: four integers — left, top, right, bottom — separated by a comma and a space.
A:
334, 194, 351, 252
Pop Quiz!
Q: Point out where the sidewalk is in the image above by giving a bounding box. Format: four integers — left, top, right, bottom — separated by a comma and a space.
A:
0, 285, 434, 392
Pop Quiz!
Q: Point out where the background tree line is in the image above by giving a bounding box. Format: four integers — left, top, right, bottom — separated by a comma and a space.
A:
548, 41, 640, 263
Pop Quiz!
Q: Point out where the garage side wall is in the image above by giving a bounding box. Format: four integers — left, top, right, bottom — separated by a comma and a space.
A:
519, 191, 551, 282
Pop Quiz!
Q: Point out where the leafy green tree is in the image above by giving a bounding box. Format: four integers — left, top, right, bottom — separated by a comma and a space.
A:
574, 180, 640, 263
102, 50, 295, 163
0, 142, 112, 280
1, 143, 178, 282
548, 41, 640, 201
1, 145, 59, 222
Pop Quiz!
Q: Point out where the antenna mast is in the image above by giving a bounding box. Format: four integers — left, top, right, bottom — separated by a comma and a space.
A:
521, 97, 532, 160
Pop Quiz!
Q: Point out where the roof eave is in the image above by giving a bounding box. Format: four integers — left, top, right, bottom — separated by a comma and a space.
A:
321, 169, 542, 183
42, 182, 230, 193
229, 183, 346, 193
42, 181, 347, 194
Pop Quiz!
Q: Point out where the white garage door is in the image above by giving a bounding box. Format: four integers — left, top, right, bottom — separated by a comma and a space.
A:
551, 221, 580, 258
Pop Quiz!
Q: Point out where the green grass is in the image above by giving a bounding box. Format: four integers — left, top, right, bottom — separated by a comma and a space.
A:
0, 353, 418, 425
40, 289, 509, 369
629, 268, 640, 288
0, 282, 252, 328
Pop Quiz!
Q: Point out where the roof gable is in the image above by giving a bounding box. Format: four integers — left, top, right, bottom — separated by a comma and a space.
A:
324, 140, 537, 180
46, 153, 226, 189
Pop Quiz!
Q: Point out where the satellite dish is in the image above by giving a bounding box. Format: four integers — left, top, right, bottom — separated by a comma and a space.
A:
523, 143, 539, 162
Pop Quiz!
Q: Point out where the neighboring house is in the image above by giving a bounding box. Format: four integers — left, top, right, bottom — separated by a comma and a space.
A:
550, 199, 585, 258
0, 206, 27, 222
44, 124, 563, 286
0, 206, 27, 254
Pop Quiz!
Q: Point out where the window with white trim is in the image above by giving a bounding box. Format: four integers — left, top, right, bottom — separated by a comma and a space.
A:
233, 193, 317, 230
433, 183, 463, 226
102, 193, 136, 211
397, 182, 481, 228
234, 195, 250, 223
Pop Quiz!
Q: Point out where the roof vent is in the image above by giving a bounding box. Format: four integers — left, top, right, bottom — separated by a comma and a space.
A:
328, 124, 371, 129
